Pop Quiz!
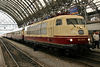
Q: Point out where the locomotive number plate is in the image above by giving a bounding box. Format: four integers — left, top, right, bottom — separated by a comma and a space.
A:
78, 39, 85, 41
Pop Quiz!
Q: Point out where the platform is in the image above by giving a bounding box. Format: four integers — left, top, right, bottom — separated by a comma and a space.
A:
0, 46, 6, 67
90, 48, 100, 52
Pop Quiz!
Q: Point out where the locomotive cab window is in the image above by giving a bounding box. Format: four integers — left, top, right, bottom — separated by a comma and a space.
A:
66, 18, 85, 25
56, 19, 62, 26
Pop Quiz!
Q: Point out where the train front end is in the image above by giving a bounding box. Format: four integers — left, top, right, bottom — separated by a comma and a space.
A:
54, 15, 91, 54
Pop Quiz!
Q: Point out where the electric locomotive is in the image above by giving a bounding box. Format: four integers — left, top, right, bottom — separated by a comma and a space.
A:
23, 15, 90, 53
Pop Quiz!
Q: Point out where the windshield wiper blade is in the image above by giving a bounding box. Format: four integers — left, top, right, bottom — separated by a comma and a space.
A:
71, 21, 76, 27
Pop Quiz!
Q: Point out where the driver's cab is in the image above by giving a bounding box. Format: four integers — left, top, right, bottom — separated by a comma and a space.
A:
53, 15, 88, 36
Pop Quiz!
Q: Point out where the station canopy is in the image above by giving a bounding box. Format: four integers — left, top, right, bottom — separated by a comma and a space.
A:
0, 0, 100, 27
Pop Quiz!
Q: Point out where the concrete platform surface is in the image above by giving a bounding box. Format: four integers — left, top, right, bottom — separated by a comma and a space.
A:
90, 48, 100, 52
0, 46, 6, 67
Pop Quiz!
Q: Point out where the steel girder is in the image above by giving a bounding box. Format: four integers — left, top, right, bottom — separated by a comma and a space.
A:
0, 3, 22, 21
0, 1, 36, 27
0, 0, 73, 27
0, 1, 25, 20
0, 7, 19, 25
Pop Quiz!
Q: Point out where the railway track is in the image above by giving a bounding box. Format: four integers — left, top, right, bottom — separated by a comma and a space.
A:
84, 51, 100, 62
0, 38, 45, 67
91, 51, 100, 56
77, 53, 100, 67
61, 51, 100, 67
2, 38, 100, 67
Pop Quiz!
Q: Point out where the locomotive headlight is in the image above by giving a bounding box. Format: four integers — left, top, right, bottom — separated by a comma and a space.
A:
70, 39, 73, 42
88, 38, 90, 41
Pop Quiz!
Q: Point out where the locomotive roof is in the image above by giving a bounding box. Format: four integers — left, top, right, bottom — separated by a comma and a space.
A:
54, 15, 84, 19
29, 15, 84, 25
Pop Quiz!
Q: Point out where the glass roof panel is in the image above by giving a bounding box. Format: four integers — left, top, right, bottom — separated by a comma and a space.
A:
45, 0, 49, 3
86, 8, 95, 13
26, 1, 34, 15
27, 1, 34, 14
30, 5, 36, 12
98, 6, 100, 9
39, 0, 46, 7
33, 3, 38, 11
22, 1, 31, 16
36, 1, 42, 9
33, 7, 37, 12
93, 0, 100, 3
0, 10, 18, 35
86, 0, 100, 13
20, 1, 29, 17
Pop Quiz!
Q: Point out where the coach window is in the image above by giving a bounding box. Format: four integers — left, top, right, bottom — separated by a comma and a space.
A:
56, 19, 62, 26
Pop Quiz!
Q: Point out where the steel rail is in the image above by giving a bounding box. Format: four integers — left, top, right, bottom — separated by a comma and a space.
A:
2, 38, 46, 67
0, 39, 19, 67
6, 39, 46, 67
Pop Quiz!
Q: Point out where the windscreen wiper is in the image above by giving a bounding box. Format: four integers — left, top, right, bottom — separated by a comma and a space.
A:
71, 21, 76, 27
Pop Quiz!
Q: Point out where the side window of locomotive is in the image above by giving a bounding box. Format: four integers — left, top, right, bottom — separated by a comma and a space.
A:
56, 19, 62, 26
